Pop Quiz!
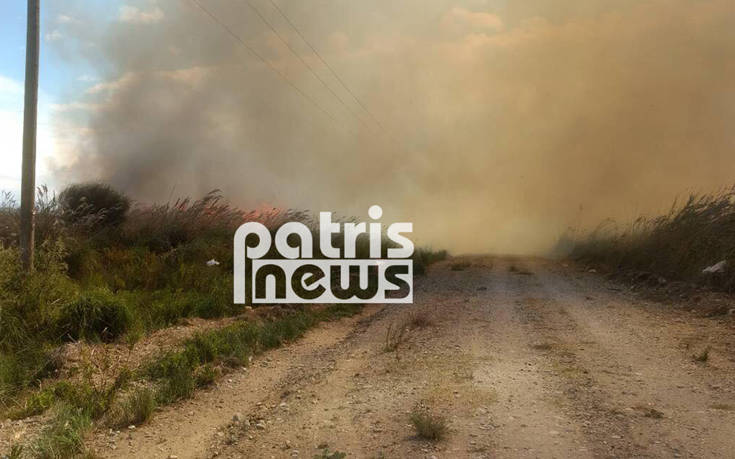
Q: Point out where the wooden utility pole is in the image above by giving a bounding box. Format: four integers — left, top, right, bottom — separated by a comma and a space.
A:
20, 0, 40, 271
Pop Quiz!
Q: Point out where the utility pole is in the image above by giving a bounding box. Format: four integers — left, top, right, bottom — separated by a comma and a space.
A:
20, 0, 40, 271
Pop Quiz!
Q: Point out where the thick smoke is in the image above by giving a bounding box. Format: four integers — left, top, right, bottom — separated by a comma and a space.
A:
50, 0, 735, 253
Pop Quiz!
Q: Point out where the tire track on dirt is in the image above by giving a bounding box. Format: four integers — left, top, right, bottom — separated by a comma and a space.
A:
505, 258, 735, 458
470, 257, 593, 458
530, 261, 735, 458
90, 305, 384, 459
93, 257, 735, 458
506, 258, 642, 458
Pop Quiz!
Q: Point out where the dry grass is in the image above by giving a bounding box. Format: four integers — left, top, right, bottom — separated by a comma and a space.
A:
570, 186, 735, 292
384, 311, 433, 352
693, 346, 711, 363
531, 342, 554, 351
509, 265, 533, 275
107, 387, 156, 428
384, 322, 409, 352
450, 261, 471, 271
407, 311, 434, 329
633, 404, 664, 419
409, 407, 447, 441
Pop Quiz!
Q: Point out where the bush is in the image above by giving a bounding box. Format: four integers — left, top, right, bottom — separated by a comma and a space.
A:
0, 346, 61, 402
410, 407, 447, 441
413, 248, 448, 275
59, 183, 130, 228
108, 387, 156, 428
149, 352, 195, 403
55, 288, 133, 342
0, 242, 78, 346
194, 364, 218, 387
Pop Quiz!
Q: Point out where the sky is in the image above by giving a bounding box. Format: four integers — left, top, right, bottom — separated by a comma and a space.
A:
2, 1, 735, 254
0, 1, 117, 196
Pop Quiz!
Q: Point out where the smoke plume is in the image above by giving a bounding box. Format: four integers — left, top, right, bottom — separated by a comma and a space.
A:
49, 0, 735, 253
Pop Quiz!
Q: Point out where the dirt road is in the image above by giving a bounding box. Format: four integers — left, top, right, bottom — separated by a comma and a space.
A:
92, 257, 735, 458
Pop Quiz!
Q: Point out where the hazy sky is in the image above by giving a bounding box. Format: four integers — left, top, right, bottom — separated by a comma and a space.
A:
3, 0, 735, 253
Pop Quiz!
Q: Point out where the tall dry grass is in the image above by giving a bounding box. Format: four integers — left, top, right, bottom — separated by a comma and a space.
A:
571, 186, 735, 291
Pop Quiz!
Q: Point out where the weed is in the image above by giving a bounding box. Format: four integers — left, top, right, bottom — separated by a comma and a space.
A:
531, 342, 553, 351
314, 447, 347, 459
149, 352, 196, 404
384, 322, 409, 352
55, 288, 133, 342
693, 346, 711, 363
450, 262, 470, 271
509, 265, 533, 275
633, 405, 664, 418
195, 364, 218, 387
107, 387, 156, 428
6, 376, 119, 421
412, 248, 448, 275
32, 403, 92, 459
409, 407, 447, 441
7, 444, 23, 459
7, 385, 58, 420
408, 311, 433, 328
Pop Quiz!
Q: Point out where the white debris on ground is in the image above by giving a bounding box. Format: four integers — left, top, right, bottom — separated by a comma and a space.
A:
206, 259, 221, 266
702, 260, 727, 274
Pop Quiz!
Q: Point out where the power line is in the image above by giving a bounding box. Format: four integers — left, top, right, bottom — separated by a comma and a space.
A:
268, 0, 387, 132
189, 0, 340, 126
266, 0, 426, 161
245, 0, 371, 129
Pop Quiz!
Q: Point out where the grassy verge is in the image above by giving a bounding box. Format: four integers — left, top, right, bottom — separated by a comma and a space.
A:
1, 187, 446, 406
5, 304, 361, 458
0, 184, 445, 457
569, 187, 735, 292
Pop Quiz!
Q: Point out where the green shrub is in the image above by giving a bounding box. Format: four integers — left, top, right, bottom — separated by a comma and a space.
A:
0, 346, 61, 401
0, 242, 78, 349
146, 293, 195, 327
148, 352, 196, 403
59, 183, 130, 228
55, 288, 133, 342
192, 294, 229, 319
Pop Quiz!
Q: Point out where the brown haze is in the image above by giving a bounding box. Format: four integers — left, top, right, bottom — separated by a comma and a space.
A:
49, 0, 735, 254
